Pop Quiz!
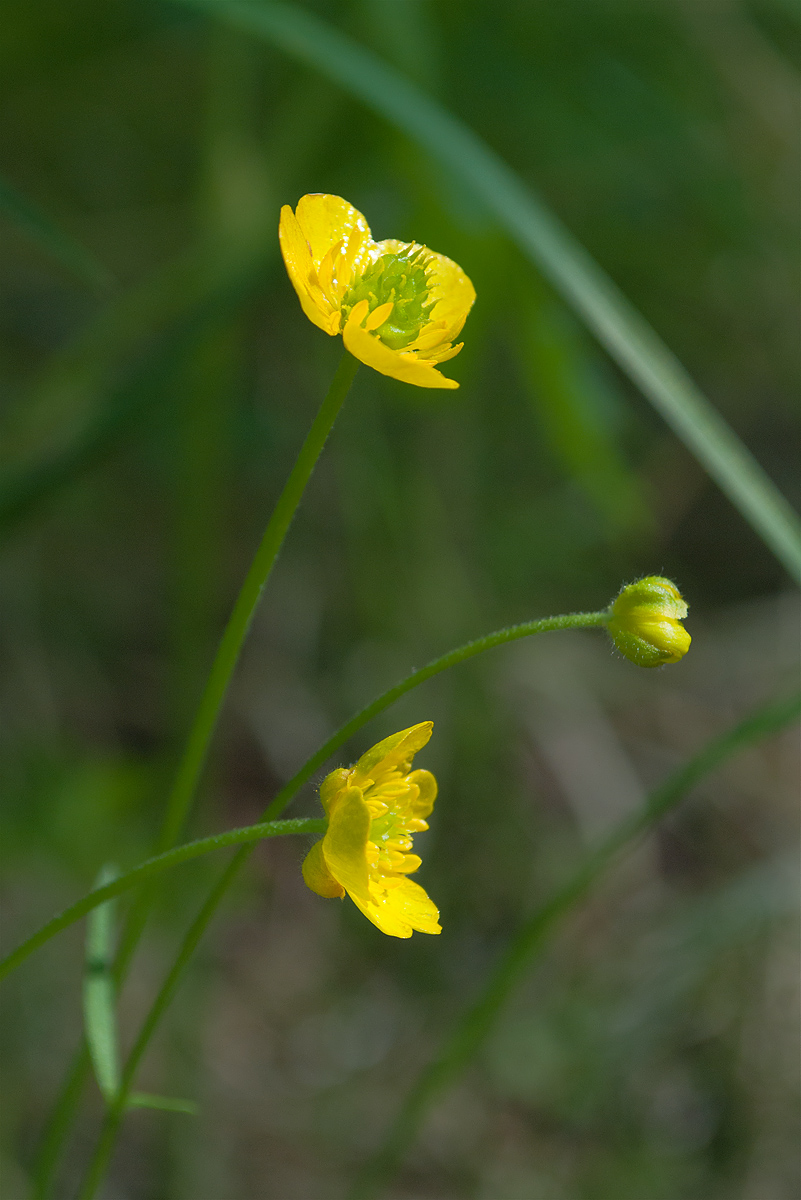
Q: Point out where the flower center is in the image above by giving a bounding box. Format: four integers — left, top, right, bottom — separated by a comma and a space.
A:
367, 806, 415, 874
342, 246, 434, 349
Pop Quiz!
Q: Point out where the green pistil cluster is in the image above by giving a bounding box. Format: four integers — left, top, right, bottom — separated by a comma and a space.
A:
343, 245, 434, 349
370, 810, 405, 845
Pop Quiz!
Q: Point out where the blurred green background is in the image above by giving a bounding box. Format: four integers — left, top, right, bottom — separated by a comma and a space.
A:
1, 0, 799, 1197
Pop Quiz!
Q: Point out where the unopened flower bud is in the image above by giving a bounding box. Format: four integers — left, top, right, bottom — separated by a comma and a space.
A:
607, 576, 691, 668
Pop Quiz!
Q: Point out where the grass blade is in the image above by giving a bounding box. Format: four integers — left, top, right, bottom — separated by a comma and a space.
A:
179, 0, 801, 582
127, 1093, 198, 1115
83, 866, 121, 1103
0, 174, 114, 295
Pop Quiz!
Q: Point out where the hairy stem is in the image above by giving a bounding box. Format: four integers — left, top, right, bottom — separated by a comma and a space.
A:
0, 819, 326, 981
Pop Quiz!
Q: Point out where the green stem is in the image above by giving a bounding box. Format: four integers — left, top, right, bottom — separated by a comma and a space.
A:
0, 820, 325, 982
347, 688, 801, 1200
5, 611, 609, 988
31, 1044, 90, 1200
76, 609, 609, 1198
114, 349, 357, 971
263, 611, 610, 821
158, 349, 359, 854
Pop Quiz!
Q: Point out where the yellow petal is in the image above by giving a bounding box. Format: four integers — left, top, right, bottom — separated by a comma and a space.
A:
424, 250, 476, 335
322, 785, 372, 905
394, 853, 423, 874
402, 320, 450, 353
352, 722, 433, 788
419, 341, 464, 365
364, 301, 394, 331
301, 840, 345, 898
278, 205, 338, 335
343, 309, 460, 389
295, 193, 374, 292
394, 878, 442, 933
319, 767, 349, 816
350, 877, 441, 937
407, 769, 437, 817
373, 238, 407, 256
316, 238, 344, 305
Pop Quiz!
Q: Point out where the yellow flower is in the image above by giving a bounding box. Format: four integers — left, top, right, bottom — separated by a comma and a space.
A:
302, 722, 441, 938
607, 576, 691, 667
279, 194, 475, 389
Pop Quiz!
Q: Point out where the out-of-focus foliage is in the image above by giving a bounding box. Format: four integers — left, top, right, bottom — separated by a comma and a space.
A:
1, 1, 798, 1197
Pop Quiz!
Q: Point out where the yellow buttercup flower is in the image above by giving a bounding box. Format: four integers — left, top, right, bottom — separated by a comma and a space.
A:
302, 722, 441, 938
607, 576, 691, 667
279, 194, 475, 389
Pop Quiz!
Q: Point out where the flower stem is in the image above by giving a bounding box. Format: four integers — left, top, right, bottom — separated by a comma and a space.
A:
0, 819, 326, 982
159, 349, 359, 854
74, 608, 610, 1199
7, 612, 611, 983
115, 349, 358, 971
262, 610, 610, 822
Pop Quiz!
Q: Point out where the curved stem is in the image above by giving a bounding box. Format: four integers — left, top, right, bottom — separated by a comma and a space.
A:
347, 688, 801, 1200
6, 612, 609, 986
7, 612, 610, 988
76, 608, 609, 1198
0, 819, 325, 982
263, 610, 610, 822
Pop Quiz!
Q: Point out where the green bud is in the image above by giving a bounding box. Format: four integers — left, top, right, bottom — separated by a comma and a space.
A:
607, 576, 691, 668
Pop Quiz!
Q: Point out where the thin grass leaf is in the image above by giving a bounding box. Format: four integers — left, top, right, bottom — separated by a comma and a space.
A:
519, 290, 652, 534
127, 1093, 198, 1115
179, 0, 801, 583
0, 262, 263, 536
0, 174, 115, 295
83, 865, 121, 1104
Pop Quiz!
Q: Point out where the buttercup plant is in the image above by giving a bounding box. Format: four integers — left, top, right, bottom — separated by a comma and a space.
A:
11, 192, 707, 1200
1, 581, 697, 982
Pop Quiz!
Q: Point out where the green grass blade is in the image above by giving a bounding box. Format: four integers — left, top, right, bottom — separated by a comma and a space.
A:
179, 0, 801, 583
0, 259, 265, 537
519, 290, 652, 533
83, 866, 121, 1103
0, 174, 115, 295
126, 1093, 198, 1115
31, 1044, 90, 1200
